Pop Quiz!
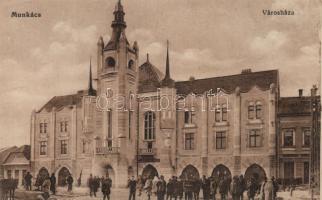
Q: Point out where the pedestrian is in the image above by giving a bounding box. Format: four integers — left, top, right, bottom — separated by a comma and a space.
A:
94, 176, 100, 196
219, 177, 227, 200
42, 175, 51, 200
176, 177, 184, 200
152, 176, 160, 196
35, 174, 42, 191
88, 174, 95, 197
230, 176, 239, 200
239, 175, 246, 200
50, 173, 56, 195
271, 176, 278, 200
24, 172, 33, 191
66, 174, 74, 192
183, 179, 193, 200
157, 175, 167, 200
193, 178, 201, 200
247, 178, 257, 200
259, 177, 267, 200
144, 176, 153, 200
102, 175, 112, 200
137, 175, 144, 197
201, 175, 210, 200
128, 176, 137, 200
166, 177, 174, 200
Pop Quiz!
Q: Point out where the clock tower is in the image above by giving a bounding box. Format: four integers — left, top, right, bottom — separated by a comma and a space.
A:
96, 0, 139, 187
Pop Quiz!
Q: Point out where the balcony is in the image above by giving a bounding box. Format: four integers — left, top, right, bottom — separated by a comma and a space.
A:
95, 147, 120, 155
139, 148, 156, 155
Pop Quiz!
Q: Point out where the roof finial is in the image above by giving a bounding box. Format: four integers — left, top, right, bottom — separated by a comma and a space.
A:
161, 40, 175, 88
88, 56, 95, 96
165, 40, 170, 78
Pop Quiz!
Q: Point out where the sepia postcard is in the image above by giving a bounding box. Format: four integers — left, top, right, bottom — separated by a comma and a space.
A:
0, 0, 321, 199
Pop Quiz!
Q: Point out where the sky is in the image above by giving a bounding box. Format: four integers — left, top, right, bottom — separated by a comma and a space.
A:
0, 0, 320, 148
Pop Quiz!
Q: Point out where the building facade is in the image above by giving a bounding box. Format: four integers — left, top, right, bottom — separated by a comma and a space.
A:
30, 0, 280, 188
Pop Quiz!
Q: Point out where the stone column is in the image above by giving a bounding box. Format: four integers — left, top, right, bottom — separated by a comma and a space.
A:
201, 94, 208, 176
233, 87, 241, 175
267, 83, 277, 177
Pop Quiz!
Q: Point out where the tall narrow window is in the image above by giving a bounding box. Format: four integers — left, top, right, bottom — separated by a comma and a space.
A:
284, 129, 294, 147
222, 105, 228, 121
60, 122, 64, 132
40, 123, 43, 133
129, 111, 132, 140
82, 140, 87, 154
144, 111, 155, 140
7, 170, 12, 179
248, 104, 255, 119
43, 123, 47, 133
216, 132, 226, 149
184, 133, 195, 150
108, 111, 112, 139
255, 102, 262, 119
249, 130, 261, 147
303, 129, 310, 147
64, 121, 68, 132
215, 107, 221, 122
60, 140, 67, 154
40, 141, 47, 155
184, 111, 190, 124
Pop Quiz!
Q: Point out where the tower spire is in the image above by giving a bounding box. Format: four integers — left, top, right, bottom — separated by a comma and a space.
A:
88, 57, 95, 96
161, 40, 175, 88
104, 0, 128, 51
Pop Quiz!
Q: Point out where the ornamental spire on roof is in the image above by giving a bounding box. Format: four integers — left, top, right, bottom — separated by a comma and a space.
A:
88, 57, 95, 96
161, 40, 175, 88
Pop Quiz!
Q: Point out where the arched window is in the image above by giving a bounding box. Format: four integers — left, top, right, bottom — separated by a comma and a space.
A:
128, 60, 134, 69
105, 57, 115, 68
144, 111, 155, 140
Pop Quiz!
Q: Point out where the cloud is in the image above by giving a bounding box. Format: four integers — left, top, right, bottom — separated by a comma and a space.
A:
250, 30, 288, 55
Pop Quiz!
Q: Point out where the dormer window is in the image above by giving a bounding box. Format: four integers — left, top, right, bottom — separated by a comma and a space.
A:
105, 57, 115, 68
128, 60, 134, 69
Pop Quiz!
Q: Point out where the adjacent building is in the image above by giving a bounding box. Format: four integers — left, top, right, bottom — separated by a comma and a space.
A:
1, 145, 30, 186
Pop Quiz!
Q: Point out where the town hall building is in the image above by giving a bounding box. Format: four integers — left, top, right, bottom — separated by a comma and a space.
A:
30, 0, 280, 187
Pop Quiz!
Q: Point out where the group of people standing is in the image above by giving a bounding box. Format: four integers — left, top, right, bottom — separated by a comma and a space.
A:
23, 171, 74, 200
87, 174, 113, 200
125, 174, 279, 200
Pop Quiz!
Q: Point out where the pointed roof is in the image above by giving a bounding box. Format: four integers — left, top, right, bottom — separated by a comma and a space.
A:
138, 54, 164, 93
87, 57, 96, 96
161, 40, 175, 88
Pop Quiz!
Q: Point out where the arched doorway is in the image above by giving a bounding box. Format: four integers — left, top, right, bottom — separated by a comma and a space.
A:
180, 165, 200, 181
244, 164, 266, 185
38, 167, 49, 181
58, 167, 71, 186
212, 164, 232, 180
142, 165, 158, 180
104, 165, 115, 187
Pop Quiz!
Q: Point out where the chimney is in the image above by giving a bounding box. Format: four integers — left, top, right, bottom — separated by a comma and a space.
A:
311, 85, 318, 97
241, 69, 252, 74
299, 89, 303, 97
